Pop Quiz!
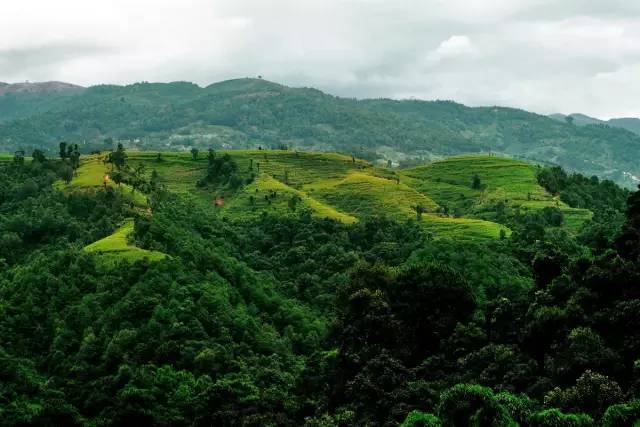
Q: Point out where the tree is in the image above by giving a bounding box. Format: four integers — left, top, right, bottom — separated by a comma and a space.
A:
31, 149, 46, 163
191, 148, 199, 160
13, 150, 24, 165
70, 146, 81, 170
544, 371, 623, 419
60, 165, 74, 184
400, 411, 442, 427
414, 204, 426, 221
437, 384, 514, 427
472, 173, 482, 190
108, 143, 127, 170
288, 195, 300, 211
59, 142, 68, 160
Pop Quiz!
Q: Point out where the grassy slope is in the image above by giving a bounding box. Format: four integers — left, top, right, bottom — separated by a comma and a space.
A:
121, 150, 508, 240
54, 155, 148, 206
84, 219, 166, 263
305, 171, 505, 239
400, 155, 592, 231
43, 151, 590, 244
221, 173, 357, 224
59, 156, 163, 262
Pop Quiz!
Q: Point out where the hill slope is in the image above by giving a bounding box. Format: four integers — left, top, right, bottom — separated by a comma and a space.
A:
400, 155, 592, 231
1, 78, 638, 187
56, 150, 597, 244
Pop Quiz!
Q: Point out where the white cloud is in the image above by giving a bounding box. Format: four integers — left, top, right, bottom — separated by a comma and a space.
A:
427, 35, 479, 63
0, 0, 639, 118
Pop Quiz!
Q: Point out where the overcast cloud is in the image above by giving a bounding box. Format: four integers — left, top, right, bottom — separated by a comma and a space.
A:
1, 0, 640, 118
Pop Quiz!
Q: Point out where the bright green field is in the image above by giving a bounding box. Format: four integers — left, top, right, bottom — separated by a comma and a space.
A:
84, 219, 166, 263
221, 173, 357, 224
305, 171, 506, 240
55, 155, 148, 206
400, 155, 592, 231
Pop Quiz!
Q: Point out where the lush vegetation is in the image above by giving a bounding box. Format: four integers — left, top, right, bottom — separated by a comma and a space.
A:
1, 147, 639, 426
1, 78, 639, 188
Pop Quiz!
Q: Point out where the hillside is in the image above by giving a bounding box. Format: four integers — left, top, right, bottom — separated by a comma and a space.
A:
550, 112, 640, 137
51, 150, 601, 251
400, 155, 592, 231
1, 145, 638, 426
0, 78, 639, 188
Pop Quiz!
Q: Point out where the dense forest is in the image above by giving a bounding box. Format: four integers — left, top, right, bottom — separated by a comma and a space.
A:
1, 146, 639, 426
1, 78, 639, 188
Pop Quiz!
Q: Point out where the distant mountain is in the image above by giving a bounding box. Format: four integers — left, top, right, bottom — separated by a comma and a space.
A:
550, 112, 640, 136
609, 117, 640, 135
0, 81, 84, 96
0, 81, 86, 121
1, 78, 639, 188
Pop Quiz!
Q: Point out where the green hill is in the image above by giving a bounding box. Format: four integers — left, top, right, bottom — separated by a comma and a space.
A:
401, 155, 592, 231
1, 78, 639, 188
54, 150, 601, 245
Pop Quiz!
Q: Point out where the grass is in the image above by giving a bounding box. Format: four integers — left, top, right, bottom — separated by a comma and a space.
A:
221, 173, 357, 223
84, 219, 166, 263
307, 172, 439, 219
400, 155, 592, 231
306, 171, 507, 240
55, 155, 148, 206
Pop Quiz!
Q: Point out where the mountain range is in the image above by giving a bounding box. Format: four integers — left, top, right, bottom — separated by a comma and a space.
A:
549, 112, 640, 135
1, 78, 639, 188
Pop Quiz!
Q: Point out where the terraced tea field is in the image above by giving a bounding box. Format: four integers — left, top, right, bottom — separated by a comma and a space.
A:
400, 155, 592, 231
45, 150, 599, 256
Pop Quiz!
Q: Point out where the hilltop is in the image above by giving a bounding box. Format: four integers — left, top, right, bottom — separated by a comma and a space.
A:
1, 77, 639, 188
0, 81, 85, 96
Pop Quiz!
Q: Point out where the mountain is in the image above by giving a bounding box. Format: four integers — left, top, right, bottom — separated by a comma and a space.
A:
550, 112, 640, 137
549, 112, 603, 126
1, 78, 639, 188
0, 81, 85, 122
609, 117, 640, 135
0, 81, 84, 96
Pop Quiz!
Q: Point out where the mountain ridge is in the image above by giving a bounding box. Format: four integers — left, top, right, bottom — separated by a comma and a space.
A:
0, 81, 85, 96
550, 112, 640, 136
1, 77, 639, 188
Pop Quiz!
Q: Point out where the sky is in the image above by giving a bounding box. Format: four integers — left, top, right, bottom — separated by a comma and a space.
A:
1, 0, 640, 119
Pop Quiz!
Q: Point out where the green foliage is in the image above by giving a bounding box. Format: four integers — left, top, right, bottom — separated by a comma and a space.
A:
601, 400, 640, 427
0, 149, 639, 425
437, 384, 516, 427
529, 408, 594, 427
401, 410, 442, 427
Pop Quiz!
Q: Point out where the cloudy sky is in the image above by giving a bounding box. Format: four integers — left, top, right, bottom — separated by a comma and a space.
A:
1, 0, 639, 118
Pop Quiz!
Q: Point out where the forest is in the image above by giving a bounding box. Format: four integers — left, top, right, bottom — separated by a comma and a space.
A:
0, 145, 639, 426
